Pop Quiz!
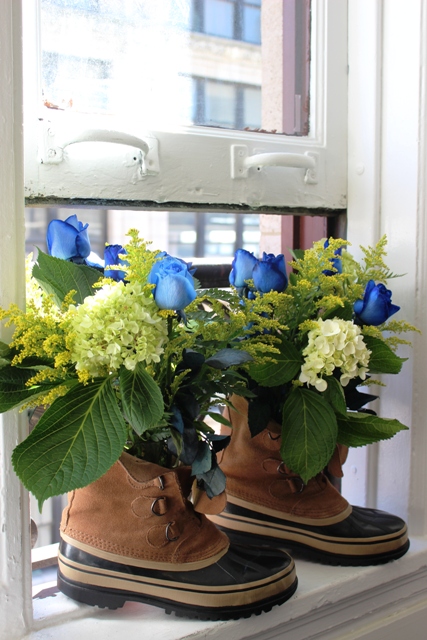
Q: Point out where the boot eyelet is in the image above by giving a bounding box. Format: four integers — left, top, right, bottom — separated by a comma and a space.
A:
151, 497, 165, 516
277, 461, 287, 474
157, 475, 165, 490
165, 521, 179, 542
292, 478, 305, 493
277, 462, 305, 492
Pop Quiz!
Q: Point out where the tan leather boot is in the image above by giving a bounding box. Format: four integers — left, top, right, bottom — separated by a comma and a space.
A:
57, 451, 297, 619
210, 396, 409, 566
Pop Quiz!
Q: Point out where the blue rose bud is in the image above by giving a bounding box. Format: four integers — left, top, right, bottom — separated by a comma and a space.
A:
148, 254, 197, 310
104, 244, 128, 281
252, 252, 288, 293
323, 240, 343, 276
354, 280, 400, 326
46, 214, 91, 263
229, 249, 258, 288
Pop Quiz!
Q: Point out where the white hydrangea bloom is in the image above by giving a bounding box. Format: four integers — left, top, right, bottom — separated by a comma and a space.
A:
299, 318, 370, 392
66, 281, 168, 379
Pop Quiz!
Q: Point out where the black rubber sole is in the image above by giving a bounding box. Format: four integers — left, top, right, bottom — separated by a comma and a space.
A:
219, 528, 411, 567
210, 501, 410, 567
57, 537, 298, 620
57, 570, 298, 620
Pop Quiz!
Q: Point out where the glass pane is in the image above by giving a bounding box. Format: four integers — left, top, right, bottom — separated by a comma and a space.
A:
204, 81, 235, 127
243, 86, 261, 128
204, 0, 234, 39
40, 0, 310, 135
242, 5, 261, 44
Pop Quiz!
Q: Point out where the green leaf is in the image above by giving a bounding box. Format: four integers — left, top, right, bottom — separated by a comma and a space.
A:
0, 366, 58, 412
32, 250, 102, 307
205, 348, 253, 369
323, 376, 347, 415
206, 411, 232, 427
289, 248, 305, 261
363, 335, 406, 374
0, 341, 12, 359
288, 272, 298, 286
281, 387, 337, 483
0, 342, 12, 369
11, 378, 127, 508
248, 400, 272, 436
248, 338, 303, 387
337, 411, 408, 447
119, 363, 164, 435
321, 301, 354, 322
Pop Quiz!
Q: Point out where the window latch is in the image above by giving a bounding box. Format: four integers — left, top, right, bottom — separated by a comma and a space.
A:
39, 123, 160, 176
231, 145, 318, 184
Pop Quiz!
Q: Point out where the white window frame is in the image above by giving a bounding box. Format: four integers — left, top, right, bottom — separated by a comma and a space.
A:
22, 0, 348, 211
2, 1, 427, 639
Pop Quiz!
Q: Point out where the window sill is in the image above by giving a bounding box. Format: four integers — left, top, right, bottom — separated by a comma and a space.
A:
28, 537, 427, 640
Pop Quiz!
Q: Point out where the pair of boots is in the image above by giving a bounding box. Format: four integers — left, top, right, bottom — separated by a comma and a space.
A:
58, 396, 409, 621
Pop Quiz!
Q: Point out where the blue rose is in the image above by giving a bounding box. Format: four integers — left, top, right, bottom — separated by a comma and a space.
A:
252, 252, 288, 293
46, 214, 91, 263
354, 280, 400, 326
229, 249, 258, 288
104, 244, 128, 281
148, 254, 197, 310
323, 240, 343, 276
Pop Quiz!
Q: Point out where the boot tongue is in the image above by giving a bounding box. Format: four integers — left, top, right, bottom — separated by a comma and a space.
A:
327, 444, 349, 478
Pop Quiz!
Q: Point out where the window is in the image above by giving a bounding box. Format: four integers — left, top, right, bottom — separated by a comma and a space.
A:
168, 211, 260, 258
23, 0, 348, 210
193, 77, 261, 129
13, 1, 427, 638
191, 0, 261, 45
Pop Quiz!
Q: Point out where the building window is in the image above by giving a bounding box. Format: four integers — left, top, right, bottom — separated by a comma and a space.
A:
168, 211, 260, 258
193, 77, 261, 129
191, 0, 261, 44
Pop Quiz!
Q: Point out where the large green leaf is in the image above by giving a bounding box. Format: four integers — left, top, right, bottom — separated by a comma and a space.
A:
119, 363, 164, 435
0, 341, 12, 359
322, 376, 347, 415
32, 250, 102, 307
321, 301, 354, 322
363, 335, 406, 374
0, 341, 12, 368
337, 411, 408, 447
248, 400, 272, 436
281, 387, 337, 483
0, 366, 59, 412
205, 348, 253, 369
248, 337, 303, 387
11, 378, 127, 508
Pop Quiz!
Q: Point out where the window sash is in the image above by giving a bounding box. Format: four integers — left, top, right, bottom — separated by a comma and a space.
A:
23, 0, 348, 211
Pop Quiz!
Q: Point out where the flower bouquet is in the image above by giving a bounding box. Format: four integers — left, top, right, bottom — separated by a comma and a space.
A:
223, 236, 417, 483
206, 236, 416, 567
1, 216, 304, 619
0, 216, 253, 508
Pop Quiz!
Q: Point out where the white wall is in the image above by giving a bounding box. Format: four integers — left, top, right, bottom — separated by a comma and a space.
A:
345, 0, 427, 545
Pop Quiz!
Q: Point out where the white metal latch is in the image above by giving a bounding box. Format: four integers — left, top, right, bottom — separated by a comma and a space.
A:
39, 124, 160, 177
231, 144, 318, 184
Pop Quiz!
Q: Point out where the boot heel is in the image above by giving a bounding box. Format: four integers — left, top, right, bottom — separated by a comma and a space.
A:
57, 572, 127, 610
